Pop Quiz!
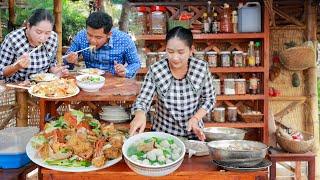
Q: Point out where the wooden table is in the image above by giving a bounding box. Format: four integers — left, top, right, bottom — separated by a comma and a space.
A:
0, 162, 37, 180
269, 152, 315, 180
40, 156, 268, 180
38, 75, 141, 129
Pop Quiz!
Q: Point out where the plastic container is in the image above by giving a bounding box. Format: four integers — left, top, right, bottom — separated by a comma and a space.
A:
227, 107, 237, 122
238, 2, 261, 33
136, 6, 148, 34
158, 52, 167, 60
151, 6, 167, 34
235, 79, 246, 95
232, 51, 244, 67
220, 51, 231, 67
207, 51, 218, 67
224, 78, 235, 95
0, 127, 39, 168
194, 51, 206, 61
212, 79, 221, 95
146, 52, 158, 67
213, 107, 226, 122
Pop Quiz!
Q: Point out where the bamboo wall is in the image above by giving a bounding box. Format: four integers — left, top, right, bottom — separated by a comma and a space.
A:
269, 26, 308, 131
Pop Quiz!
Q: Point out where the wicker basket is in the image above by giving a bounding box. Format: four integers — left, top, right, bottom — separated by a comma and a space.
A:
280, 46, 315, 71
276, 129, 314, 153
239, 113, 264, 123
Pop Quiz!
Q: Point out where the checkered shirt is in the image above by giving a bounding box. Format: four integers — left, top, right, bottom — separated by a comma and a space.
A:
132, 57, 216, 139
0, 28, 58, 83
66, 28, 141, 78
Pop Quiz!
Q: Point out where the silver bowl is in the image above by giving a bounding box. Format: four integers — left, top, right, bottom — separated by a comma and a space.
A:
207, 140, 268, 167
203, 127, 246, 141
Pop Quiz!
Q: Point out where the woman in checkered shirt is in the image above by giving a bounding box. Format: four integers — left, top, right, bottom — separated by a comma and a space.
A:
130, 26, 216, 141
0, 9, 68, 83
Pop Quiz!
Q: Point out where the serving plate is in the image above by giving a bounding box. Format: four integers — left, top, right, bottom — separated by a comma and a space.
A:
78, 68, 105, 75
30, 73, 59, 82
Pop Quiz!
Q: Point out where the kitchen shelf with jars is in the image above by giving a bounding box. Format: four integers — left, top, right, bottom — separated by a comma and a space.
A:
131, 1, 269, 143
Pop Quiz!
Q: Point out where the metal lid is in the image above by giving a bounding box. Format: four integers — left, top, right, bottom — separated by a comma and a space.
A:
232, 51, 243, 54
214, 107, 226, 111
219, 51, 231, 54
206, 51, 218, 55
224, 79, 235, 81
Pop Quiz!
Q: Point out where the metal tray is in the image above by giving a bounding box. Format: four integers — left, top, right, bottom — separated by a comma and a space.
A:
212, 159, 272, 172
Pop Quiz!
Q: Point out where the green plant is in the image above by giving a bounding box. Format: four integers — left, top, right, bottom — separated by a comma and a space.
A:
0, 0, 88, 45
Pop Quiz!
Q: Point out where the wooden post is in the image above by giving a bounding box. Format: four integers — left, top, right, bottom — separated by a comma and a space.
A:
16, 90, 28, 127
54, 0, 62, 65
118, 1, 130, 32
305, 0, 319, 178
8, 0, 15, 31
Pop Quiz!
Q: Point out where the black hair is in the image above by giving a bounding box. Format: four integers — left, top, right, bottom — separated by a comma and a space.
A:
165, 26, 193, 48
28, 8, 54, 27
86, 12, 113, 34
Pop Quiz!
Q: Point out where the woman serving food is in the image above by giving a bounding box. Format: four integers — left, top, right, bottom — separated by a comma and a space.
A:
130, 26, 216, 141
0, 8, 68, 83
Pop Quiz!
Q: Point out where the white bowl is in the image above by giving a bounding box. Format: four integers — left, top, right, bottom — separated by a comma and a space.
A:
76, 74, 105, 92
122, 132, 186, 177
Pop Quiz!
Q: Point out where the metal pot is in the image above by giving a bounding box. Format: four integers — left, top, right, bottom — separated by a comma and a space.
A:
203, 127, 246, 141
207, 140, 268, 167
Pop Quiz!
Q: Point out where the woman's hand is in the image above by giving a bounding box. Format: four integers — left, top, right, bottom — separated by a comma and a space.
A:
187, 117, 206, 141
50, 65, 69, 77
114, 61, 126, 77
15, 53, 30, 69
129, 111, 146, 136
65, 52, 78, 64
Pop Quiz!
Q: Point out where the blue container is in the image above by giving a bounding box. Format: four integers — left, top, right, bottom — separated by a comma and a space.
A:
0, 152, 30, 169
238, 2, 261, 33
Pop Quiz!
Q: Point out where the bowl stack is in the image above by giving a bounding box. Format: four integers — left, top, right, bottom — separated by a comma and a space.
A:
99, 106, 130, 123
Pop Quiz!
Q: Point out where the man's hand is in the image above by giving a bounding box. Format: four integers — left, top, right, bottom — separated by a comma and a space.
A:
65, 52, 78, 64
114, 61, 126, 77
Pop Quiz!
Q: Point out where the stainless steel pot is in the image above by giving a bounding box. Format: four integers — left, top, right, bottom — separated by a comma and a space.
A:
207, 140, 268, 167
203, 127, 246, 141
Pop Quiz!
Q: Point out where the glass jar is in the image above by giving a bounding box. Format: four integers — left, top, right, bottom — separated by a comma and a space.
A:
158, 52, 167, 60
136, 6, 148, 35
194, 51, 206, 61
203, 113, 212, 122
235, 79, 246, 95
151, 6, 167, 34
220, 51, 231, 67
212, 79, 221, 95
207, 51, 218, 67
213, 107, 225, 122
224, 79, 235, 95
232, 51, 244, 67
146, 52, 158, 68
227, 107, 237, 122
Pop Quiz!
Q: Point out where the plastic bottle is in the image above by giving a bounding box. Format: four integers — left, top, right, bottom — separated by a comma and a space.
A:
255, 41, 261, 66
247, 41, 255, 67
220, 3, 232, 33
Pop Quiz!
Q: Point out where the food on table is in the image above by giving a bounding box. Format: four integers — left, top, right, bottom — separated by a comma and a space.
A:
79, 75, 104, 83
30, 110, 127, 168
127, 137, 183, 166
30, 79, 78, 98
79, 68, 104, 75
30, 73, 58, 82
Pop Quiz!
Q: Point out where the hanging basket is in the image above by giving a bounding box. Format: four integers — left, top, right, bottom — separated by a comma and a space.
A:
280, 46, 315, 71
276, 129, 314, 153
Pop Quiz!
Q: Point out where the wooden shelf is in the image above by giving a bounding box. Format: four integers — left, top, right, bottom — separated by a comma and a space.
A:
217, 95, 265, 100
205, 122, 265, 128
135, 33, 265, 41
137, 67, 265, 75
270, 96, 307, 101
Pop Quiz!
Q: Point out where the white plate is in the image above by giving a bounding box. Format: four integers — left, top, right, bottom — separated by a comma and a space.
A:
30, 73, 59, 82
78, 68, 105, 75
26, 140, 122, 172
28, 85, 80, 99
